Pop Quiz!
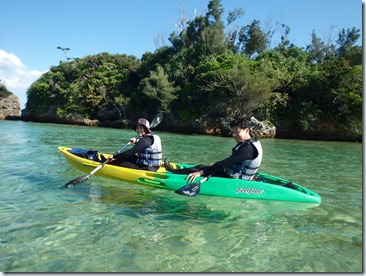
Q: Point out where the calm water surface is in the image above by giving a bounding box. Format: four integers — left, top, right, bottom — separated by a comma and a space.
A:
0, 121, 362, 272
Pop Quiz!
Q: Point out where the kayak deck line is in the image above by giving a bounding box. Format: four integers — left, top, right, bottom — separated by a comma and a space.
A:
58, 146, 321, 203
137, 178, 167, 187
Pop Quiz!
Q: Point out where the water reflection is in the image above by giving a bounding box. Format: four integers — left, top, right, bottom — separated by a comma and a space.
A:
64, 181, 321, 225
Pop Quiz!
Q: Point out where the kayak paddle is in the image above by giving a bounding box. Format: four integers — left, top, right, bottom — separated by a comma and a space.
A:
149, 112, 164, 129
175, 176, 211, 196
62, 112, 164, 188
61, 142, 131, 188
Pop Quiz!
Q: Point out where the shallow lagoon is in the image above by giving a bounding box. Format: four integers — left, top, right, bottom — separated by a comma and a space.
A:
0, 121, 362, 272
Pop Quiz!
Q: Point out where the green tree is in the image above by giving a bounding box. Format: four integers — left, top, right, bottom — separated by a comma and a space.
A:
137, 65, 176, 113
299, 59, 362, 134
0, 80, 12, 97
306, 31, 328, 63
236, 20, 268, 58
25, 53, 140, 119
202, 0, 227, 55
176, 53, 275, 119
336, 27, 362, 66
254, 47, 312, 122
275, 24, 292, 50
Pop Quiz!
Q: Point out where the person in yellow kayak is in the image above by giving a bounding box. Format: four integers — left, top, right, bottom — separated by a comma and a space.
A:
164, 117, 263, 182
101, 118, 163, 171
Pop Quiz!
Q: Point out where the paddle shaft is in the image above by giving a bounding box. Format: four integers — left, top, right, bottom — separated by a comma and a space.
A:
196, 176, 209, 185
88, 142, 131, 176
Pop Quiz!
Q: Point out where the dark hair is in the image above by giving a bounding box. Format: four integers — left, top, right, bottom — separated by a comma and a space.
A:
141, 125, 150, 133
229, 117, 250, 130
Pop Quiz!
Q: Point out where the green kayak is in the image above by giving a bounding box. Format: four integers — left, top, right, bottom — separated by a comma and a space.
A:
137, 166, 321, 203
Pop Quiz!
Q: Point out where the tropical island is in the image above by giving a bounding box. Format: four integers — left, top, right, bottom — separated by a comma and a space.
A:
1, 0, 362, 142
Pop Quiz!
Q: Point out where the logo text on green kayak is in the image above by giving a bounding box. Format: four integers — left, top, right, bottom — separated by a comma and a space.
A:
236, 188, 264, 194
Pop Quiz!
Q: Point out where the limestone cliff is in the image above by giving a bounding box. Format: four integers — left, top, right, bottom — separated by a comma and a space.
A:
0, 94, 20, 119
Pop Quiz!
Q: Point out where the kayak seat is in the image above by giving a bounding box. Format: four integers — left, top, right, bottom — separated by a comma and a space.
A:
68, 148, 99, 161
284, 181, 297, 190
97, 153, 108, 162
253, 175, 267, 182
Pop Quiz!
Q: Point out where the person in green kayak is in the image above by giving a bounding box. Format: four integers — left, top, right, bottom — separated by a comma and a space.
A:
164, 117, 263, 183
102, 118, 163, 171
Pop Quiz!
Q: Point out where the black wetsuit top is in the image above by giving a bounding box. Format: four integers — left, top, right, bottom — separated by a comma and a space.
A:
109, 136, 154, 169
172, 141, 258, 178
113, 136, 153, 160
202, 142, 258, 177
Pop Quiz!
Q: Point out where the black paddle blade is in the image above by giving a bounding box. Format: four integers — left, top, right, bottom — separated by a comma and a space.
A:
175, 183, 201, 196
61, 174, 90, 188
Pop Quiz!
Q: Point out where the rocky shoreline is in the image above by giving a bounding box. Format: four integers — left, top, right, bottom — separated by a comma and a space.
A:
13, 111, 276, 140
0, 93, 275, 139
0, 94, 21, 119
0, 94, 361, 142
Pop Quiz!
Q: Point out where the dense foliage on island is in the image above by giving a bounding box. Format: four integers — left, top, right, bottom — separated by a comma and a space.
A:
0, 81, 12, 98
22, 0, 362, 141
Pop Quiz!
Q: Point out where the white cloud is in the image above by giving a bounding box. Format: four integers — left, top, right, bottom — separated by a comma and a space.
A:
0, 49, 45, 108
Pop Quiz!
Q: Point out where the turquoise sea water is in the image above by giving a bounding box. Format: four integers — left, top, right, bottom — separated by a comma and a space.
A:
0, 120, 362, 272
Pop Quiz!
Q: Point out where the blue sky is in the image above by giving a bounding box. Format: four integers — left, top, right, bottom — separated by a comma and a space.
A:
0, 0, 362, 109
